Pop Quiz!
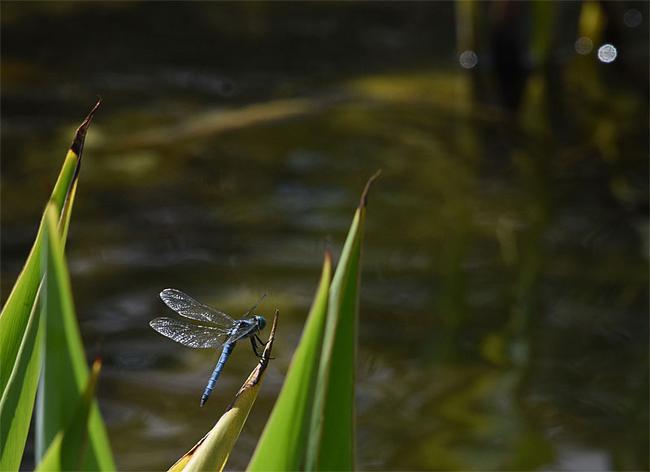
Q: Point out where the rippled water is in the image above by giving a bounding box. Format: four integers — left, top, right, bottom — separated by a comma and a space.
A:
2, 3, 648, 471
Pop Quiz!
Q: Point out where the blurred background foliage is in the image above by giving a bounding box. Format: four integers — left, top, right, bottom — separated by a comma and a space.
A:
1, 1, 648, 470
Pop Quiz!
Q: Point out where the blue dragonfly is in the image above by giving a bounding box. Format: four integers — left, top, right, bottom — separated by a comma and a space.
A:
150, 288, 267, 406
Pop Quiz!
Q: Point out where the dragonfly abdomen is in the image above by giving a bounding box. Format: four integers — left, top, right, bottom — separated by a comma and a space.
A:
200, 342, 236, 407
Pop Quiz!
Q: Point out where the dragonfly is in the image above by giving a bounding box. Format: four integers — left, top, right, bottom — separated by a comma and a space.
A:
150, 288, 267, 406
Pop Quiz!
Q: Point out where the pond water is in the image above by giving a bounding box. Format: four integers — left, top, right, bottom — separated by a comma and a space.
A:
2, 3, 648, 471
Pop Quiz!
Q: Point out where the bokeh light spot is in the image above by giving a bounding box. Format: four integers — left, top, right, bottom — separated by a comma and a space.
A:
597, 44, 617, 63
623, 8, 642, 28
575, 36, 593, 55
459, 50, 478, 69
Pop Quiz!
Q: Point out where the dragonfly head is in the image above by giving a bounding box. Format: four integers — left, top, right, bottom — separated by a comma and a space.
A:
254, 315, 266, 331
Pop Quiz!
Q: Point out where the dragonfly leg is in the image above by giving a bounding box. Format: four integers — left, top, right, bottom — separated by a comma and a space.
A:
250, 336, 263, 359
253, 334, 275, 359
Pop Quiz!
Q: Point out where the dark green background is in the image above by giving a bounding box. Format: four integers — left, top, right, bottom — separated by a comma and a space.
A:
2, 2, 648, 470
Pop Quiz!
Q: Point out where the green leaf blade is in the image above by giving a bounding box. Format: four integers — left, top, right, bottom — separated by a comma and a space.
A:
0, 298, 44, 471
306, 171, 378, 471
247, 252, 332, 472
35, 358, 103, 472
0, 102, 101, 470
36, 203, 115, 470
0, 100, 100, 392
307, 211, 363, 471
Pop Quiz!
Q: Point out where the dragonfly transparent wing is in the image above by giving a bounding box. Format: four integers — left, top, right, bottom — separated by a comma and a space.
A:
150, 317, 228, 349
160, 289, 234, 326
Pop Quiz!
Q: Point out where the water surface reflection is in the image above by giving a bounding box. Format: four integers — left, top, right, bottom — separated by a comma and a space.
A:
2, 3, 648, 470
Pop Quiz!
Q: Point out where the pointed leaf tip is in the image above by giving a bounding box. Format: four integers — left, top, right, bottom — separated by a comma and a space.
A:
70, 98, 102, 156
324, 248, 333, 266
359, 169, 381, 208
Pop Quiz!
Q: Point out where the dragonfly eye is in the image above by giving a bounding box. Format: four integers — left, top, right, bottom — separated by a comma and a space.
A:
256, 316, 266, 330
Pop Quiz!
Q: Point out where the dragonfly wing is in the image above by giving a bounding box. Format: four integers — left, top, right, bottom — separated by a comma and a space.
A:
150, 317, 227, 349
160, 288, 235, 326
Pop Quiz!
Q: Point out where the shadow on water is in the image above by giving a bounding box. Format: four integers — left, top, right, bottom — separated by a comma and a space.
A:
1, 2, 648, 470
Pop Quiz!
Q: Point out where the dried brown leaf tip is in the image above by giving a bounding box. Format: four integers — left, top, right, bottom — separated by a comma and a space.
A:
70, 98, 102, 156
360, 169, 382, 209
